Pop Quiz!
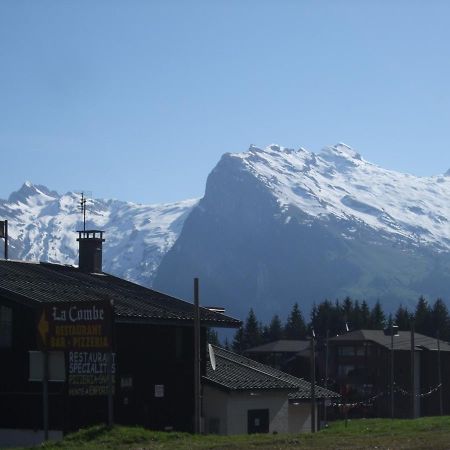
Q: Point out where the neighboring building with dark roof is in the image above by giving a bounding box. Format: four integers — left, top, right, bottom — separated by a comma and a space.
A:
245, 340, 310, 354
330, 329, 450, 352
245, 339, 311, 379
328, 329, 450, 418
0, 230, 240, 442
203, 345, 339, 435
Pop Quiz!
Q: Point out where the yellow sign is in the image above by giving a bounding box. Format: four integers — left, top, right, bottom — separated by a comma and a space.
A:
38, 310, 49, 346
37, 301, 112, 351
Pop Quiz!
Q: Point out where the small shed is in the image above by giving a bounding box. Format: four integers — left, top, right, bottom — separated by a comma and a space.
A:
203, 346, 339, 435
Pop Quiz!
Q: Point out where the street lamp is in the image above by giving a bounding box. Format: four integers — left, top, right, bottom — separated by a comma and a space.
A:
310, 329, 316, 433
390, 324, 399, 419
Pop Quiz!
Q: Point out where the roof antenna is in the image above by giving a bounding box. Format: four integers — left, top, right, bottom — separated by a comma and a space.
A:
79, 192, 87, 231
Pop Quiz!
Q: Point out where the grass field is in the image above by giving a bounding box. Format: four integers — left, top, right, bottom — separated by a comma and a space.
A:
34, 416, 450, 450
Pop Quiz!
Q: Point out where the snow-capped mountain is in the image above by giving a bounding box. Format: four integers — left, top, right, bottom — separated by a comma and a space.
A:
3, 144, 450, 320
0, 182, 197, 286
226, 143, 450, 250
154, 143, 450, 319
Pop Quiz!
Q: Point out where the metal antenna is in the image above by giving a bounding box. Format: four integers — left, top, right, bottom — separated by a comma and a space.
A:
79, 192, 87, 231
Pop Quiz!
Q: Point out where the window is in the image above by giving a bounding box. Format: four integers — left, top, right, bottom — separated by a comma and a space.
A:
337, 364, 355, 377
338, 346, 355, 356
0, 305, 12, 348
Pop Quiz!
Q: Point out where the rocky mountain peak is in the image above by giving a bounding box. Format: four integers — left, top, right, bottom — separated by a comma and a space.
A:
319, 143, 363, 163
7, 181, 59, 204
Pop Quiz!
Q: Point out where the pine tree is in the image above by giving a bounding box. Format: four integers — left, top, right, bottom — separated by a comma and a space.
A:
312, 300, 334, 336
369, 301, 386, 329
332, 300, 346, 334
342, 297, 353, 329
267, 314, 283, 342
394, 304, 412, 330
432, 298, 450, 340
360, 300, 371, 328
242, 308, 263, 349
285, 303, 307, 339
232, 327, 245, 353
414, 296, 432, 335
206, 328, 220, 346
261, 324, 270, 344
352, 300, 362, 330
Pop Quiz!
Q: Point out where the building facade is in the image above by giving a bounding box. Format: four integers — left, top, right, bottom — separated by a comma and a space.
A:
0, 231, 240, 437
203, 346, 339, 435
327, 329, 450, 418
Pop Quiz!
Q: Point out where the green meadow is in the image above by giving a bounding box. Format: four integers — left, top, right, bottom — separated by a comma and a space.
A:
31, 416, 450, 450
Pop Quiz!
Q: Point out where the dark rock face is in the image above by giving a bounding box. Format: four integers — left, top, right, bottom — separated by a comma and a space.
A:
154, 153, 450, 321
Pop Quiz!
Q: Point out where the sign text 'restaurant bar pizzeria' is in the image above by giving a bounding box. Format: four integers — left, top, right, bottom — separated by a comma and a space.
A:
37, 300, 113, 351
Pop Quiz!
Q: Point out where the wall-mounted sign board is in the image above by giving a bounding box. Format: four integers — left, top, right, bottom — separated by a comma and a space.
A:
37, 300, 113, 351
155, 384, 164, 398
68, 351, 116, 396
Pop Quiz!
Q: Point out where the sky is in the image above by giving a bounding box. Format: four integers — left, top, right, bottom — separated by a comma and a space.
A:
1, 1, 450, 204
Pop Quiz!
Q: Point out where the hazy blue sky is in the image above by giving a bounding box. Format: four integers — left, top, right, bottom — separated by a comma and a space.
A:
1, 1, 450, 204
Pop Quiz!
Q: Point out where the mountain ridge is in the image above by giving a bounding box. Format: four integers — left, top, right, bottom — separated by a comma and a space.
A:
0, 182, 198, 287
153, 143, 450, 319
3, 143, 450, 320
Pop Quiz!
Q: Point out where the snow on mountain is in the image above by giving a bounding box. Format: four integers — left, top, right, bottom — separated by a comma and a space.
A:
229, 143, 450, 250
3, 144, 450, 320
154, 143, 450, 320
0, 182, 197, 286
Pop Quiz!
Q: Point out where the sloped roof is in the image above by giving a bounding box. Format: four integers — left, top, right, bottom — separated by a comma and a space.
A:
329, 329, 450, 352
204, 345, 340, 399
0, 260, 240, 327
245, 339, 310, 354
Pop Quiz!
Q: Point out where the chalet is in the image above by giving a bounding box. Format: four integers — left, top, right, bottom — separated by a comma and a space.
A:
203, 345, 339, 435
0, 230, 240, 443
328, 329, 450, 418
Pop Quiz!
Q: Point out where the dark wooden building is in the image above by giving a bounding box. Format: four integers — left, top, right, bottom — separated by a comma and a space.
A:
0, 231, 240, 435
327, 329, 450, 418
244, 339, 311, 379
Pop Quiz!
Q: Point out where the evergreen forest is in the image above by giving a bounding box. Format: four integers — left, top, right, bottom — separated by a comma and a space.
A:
210, 297, 450, 353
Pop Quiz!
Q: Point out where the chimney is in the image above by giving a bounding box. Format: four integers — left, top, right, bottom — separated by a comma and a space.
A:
383, 325, 399, 336
76, 230, 105, 273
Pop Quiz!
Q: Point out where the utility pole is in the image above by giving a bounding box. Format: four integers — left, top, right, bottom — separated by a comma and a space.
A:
410, 321, 416, 419
194, 278, 201, 433
324, 329, 329, 424
107, 351, 114, 427
390, 324, 395, 419
310, 330, 316, 433
0, 220, 8, 259
437, 331, 443, 416
43, 350, 49, 441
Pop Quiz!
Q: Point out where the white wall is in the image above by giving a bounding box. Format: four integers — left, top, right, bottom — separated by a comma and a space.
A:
203, 386, 295, 435
288, 402, 313, 433
203, 385, 229, 435
226, 391, 289, 435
